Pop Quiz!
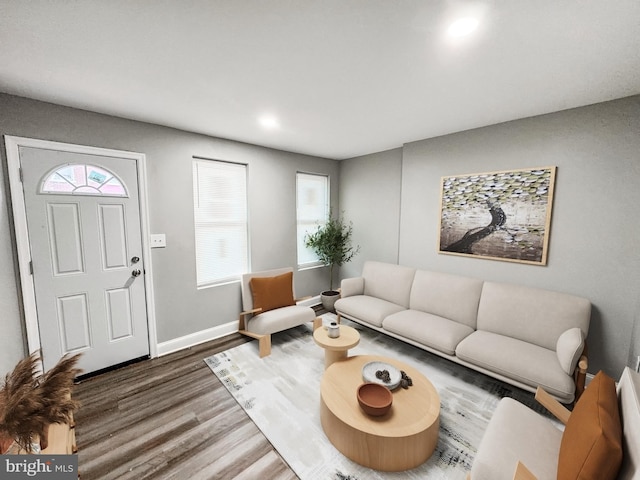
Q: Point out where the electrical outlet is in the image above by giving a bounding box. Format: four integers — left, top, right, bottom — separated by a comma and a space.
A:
150, 233, 166, 248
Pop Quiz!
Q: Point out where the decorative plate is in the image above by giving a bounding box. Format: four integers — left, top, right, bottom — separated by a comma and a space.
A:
362, 361, 402, 390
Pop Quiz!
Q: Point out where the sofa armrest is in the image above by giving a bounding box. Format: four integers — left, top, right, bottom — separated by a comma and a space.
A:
535, 387, 571, 425
341, 277, 364, 298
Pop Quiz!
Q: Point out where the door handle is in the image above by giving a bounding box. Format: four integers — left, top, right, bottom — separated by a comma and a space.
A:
132, 269, 142, 277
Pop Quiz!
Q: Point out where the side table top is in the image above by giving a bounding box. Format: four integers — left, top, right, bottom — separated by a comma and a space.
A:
313, 324, 360, 351
320, 354, 440, 438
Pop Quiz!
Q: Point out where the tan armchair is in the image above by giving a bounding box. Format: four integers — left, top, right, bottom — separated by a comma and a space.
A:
468, 367, 640, 480
238, 267, 318, 357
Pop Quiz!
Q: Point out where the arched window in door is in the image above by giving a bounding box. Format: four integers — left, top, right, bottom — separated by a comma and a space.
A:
40, 164, 128, 197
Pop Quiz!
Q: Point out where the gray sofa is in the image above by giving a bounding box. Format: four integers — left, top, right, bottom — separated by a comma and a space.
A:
335, 261, 591, 404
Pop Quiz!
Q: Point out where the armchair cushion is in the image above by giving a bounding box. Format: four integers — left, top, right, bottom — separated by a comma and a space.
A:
557, 370, 622, 480
556, 327, 584, 375
470, 397, 562, 480
249, 272, 295, 313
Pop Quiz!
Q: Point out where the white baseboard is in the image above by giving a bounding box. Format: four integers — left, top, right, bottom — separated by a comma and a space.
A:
156, 320, 239, 357
157, 297, 321, 357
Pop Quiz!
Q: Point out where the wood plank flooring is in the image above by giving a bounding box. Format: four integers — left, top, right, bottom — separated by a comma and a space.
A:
73, 334, 298, 480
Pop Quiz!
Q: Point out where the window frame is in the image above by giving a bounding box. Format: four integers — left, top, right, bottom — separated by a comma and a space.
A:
192, 157, 249, 288
296, 171, 329, 269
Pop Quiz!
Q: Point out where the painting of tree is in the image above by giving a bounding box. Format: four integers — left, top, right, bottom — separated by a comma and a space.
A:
438, 166, 556, 265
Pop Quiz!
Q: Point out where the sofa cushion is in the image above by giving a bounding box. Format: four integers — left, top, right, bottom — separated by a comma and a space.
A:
409, 270, 483, 329
476, 282, 591, 351
383, 310, 474, 356
617, 367, 640, 480
249, 272, 295, 312
557, 370, 622, 480
362, 261, 416, 308
456, 330, 575, 403
556, 328, 585, 375
470, 397, 562, 480
334, 295, 405, 328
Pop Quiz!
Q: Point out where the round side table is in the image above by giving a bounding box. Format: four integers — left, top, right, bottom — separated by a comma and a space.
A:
313, 324, 360, 369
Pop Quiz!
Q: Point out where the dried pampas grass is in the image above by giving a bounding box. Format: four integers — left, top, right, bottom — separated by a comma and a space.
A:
0, 351, 82, 453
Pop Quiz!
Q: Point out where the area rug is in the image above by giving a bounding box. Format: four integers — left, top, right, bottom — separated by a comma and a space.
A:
205, 314, 556, 479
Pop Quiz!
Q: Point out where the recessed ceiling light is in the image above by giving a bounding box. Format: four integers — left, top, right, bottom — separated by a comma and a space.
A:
447, 17, 479, 37
258, 115, 280, 130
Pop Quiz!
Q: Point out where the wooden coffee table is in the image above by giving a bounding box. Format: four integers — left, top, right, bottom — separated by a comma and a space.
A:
313, 324, 360, 369
320, 354, 440, 471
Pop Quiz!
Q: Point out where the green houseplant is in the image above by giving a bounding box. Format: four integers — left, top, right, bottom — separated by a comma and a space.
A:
304, 211, 360, 311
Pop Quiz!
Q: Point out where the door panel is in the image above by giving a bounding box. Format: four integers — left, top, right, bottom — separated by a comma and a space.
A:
57, 294, 91, 351
99, 204, 128, 269
47, 203, 85, 275
106, 288, 134, 340
20, 146, 150, 374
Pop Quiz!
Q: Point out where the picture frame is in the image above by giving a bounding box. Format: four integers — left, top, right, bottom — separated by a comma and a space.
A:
438, 166, 557, 265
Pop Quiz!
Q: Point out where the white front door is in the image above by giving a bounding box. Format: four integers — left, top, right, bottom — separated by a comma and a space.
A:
18, 145, 150, 374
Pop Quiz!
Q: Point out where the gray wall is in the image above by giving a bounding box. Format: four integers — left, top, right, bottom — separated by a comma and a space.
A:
0, 93, 338, 374
338, 148, 403, 280
340, 95, 640, 378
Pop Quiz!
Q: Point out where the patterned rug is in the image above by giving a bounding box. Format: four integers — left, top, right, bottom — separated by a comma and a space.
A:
205, 314, 555, 479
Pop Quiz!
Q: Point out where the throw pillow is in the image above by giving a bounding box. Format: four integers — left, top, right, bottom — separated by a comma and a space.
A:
557, 370, 622, 480
556, 328, 585, 375
249, 272, 295, 313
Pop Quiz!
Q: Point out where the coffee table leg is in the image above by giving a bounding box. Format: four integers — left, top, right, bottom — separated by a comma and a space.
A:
325, 349, 348, 369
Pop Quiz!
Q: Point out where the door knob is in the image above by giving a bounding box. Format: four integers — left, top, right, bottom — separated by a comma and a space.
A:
131, 269, 141, 277
131, 256, 140, 264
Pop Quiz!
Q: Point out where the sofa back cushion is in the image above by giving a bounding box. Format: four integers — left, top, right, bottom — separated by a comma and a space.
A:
409, 270, 483, 329
557, 370, 622, 480
362, 261, 416, 308
617, 367, 640, 480
476, 282, 591, 350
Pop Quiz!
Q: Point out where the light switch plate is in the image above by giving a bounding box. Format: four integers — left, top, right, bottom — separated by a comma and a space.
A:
150, 233, 166, 248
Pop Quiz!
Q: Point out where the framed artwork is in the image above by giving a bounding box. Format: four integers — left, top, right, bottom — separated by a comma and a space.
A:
438, 166, 556, 265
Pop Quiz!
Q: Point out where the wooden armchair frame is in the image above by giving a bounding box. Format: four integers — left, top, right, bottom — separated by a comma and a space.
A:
238, 308, 271, 357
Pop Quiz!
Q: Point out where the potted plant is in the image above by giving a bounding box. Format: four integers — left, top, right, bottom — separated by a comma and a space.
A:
0, 351, 81, 454
304, 211, 360, 312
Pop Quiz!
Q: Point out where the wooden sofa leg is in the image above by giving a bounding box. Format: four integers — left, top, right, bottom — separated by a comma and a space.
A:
574, 354, 588, 403
336, 313, 341, 324
258, 334, 271, 358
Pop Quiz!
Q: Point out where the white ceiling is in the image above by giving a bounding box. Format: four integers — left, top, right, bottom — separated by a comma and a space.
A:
1, 1, 639, 160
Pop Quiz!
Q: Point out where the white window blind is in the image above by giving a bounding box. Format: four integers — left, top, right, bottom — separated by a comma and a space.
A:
193, 159, 248, 287
296, 172, 329, 267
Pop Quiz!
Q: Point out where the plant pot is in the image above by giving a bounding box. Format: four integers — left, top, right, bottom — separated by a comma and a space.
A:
321, 290, 340, 312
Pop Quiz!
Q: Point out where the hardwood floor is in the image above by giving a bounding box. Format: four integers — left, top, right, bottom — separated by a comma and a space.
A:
73, 334, 299, 480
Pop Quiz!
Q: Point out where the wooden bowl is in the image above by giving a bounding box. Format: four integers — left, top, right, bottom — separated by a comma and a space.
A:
357, 382, 393, 416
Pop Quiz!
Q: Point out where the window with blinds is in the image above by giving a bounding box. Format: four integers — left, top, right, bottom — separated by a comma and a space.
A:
296, 172, 329, 267
193, 158, 248, 287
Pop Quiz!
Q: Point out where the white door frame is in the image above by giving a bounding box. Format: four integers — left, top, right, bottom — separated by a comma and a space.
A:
4, 136, 158, 360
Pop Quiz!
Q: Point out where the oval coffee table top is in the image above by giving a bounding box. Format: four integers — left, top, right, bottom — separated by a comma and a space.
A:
321, 354, 440, 438
313, 324, 360, 351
